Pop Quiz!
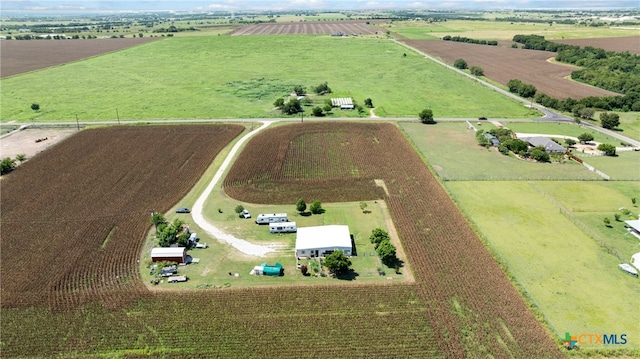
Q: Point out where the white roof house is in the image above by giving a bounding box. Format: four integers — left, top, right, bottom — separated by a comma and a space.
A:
295, 225, 351, 258
625, 219, 640, 239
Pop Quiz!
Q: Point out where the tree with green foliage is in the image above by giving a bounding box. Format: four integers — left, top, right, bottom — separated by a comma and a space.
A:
293, 85, 305, 96
273, 98, 285, 108
296, 198, 307, 213
311, 106, 324, 117
600, 112, 620, 130
31, 103, 40, 111
530, 147, 550, 162
313, 82, 331, 94
376, 240, 397, 266
281, 98, 302, 115
310, 200, 323, 214
597, 143, 616, 156
578, 133, 594, 143
614, 213, 621, 222
15, 154, 27, 164
565, 138, 576, 147
150, 211, 166, 233
470, 66, 484, 76
603, 217, 611, 227
503, 139, 529, 153
453, 58, 468, 69
359, 202, 368, 213
234, 205, 245, 214
0, 157, 16, 175
364, 98, 373, 108
475, 130, 490, 147
632, 197, 637, 206
419, 109, 435, 124
323, 103, 333, 113
323, 250, 351, 274
370, 228, 390, 249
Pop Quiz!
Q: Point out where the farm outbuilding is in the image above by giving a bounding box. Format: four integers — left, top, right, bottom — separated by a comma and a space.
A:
331, 98, 354, 110
295, 225, 352, 258
249, 262, 284, 276
625, 219, 640, 239
150, 247, 186, 263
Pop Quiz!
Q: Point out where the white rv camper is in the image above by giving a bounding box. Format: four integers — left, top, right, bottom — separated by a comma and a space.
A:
269, 222, 297, 233
255, 213, 288, 224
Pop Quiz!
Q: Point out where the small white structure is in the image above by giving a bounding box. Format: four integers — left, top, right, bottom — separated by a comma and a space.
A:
150, 247, 186, 263
331, 98, 354, 110
631, 252, 640, 271
255, 213, 288, 224
624, 219, 640, 239
270, 221, 297, 233
295, 225, 351, 258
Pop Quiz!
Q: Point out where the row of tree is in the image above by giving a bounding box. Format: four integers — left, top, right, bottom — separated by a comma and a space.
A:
453, 58, 484, 76
369, 228, 397, 267
150, 213, 191, 247
442, 35, 498, 46
296, 198, 323, 214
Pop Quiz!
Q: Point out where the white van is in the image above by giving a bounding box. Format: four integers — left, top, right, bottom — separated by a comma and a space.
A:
269, 222, 297, 233
255, 213, 288, 224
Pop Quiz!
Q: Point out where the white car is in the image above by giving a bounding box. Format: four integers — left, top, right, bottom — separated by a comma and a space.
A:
242, 209, 251, 218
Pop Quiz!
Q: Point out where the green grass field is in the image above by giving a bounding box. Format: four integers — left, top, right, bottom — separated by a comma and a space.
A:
389, 19, 640, 40
1, 35, 535, 122
400, 121, 602, 180
446, 180, 640, 352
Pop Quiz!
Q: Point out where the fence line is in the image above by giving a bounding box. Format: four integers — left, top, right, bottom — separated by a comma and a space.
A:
527, 182, 623, 261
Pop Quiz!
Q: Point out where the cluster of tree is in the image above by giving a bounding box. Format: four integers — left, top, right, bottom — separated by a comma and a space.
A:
442, 35, 498, 46
556, 46, 640, 95
507, 79, 537, 98
600, 112, 620, 130
597, 143, 617, 156
323, 250, 352, 274
296, 198, 323, 214
419, 108, 435, 124
0, 154, 27, 175
369, 228, 397, 267
274, 97, 303, 115
150, 214, 190, 247
312, 82, 332, 95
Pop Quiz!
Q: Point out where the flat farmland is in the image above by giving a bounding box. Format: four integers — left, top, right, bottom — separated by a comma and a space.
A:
1, 35, 532, 122
0, 38, 159, 78
0, 122, 562, 358
230, 20, 383, 36
554, 36, 640, 55
0, 124, 244, 310
403, 39, 621, 99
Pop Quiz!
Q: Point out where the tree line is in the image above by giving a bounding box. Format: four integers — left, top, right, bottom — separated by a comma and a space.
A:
442, 35, 498, 46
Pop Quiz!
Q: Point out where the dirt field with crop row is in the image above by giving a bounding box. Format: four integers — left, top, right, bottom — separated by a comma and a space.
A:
403, 39, 622, 99
554, 36, 640, 54
230, 20, 384, 36
0, 37, 159, 78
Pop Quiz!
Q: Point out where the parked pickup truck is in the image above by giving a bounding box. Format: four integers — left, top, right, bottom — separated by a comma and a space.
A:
167, 275, 188, 283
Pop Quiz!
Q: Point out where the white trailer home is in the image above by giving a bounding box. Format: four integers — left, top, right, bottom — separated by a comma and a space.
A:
295, 225, 352, 258
255, 213, 288, 224
269, 222, 297, 233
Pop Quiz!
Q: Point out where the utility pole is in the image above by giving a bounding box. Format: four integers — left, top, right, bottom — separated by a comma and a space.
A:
116, 108, 120, 125
75, 114, 79, 131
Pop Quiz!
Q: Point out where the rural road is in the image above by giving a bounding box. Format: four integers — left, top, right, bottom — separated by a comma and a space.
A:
190, 120, 280, 257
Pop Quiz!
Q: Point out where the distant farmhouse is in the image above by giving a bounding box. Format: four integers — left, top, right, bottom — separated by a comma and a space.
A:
331, 98, 354, 110
518, 136, 566, 153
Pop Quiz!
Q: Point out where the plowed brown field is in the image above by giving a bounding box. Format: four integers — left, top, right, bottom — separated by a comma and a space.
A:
554, 36, 640, 54
0, 37, 159, 77
404, 39, 622, 99
230, 20, 383, 36
0, 124, 243, 310
0, 123, 563, 358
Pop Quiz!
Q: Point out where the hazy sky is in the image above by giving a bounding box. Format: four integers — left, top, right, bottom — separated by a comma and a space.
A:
2, 0, 639, 12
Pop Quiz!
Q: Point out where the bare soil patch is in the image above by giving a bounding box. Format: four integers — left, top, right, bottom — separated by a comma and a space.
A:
0, 38, 160, 78
0, 128, 77, 160
230, 20, 384, 36
403, 39, 621, 99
